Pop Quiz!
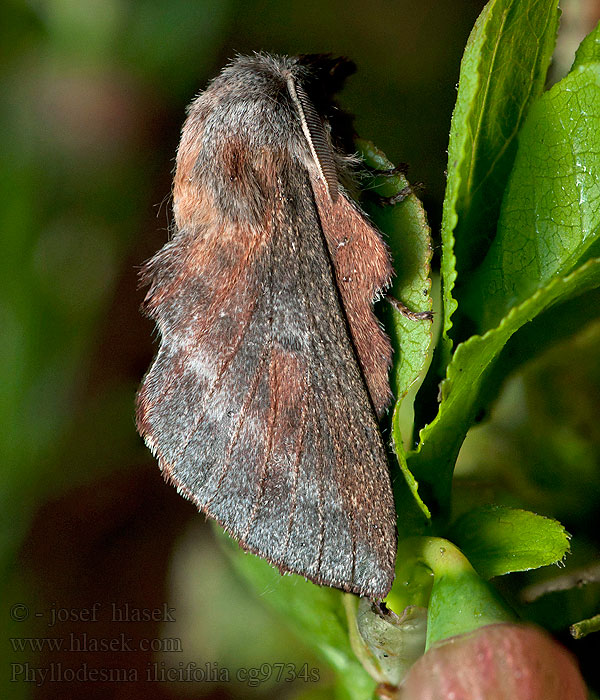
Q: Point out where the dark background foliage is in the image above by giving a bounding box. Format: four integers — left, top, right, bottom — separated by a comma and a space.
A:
2, 0, 599, 698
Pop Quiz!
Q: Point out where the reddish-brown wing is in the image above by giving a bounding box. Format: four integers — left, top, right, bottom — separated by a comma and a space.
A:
312, 179, 394, 417
136, 163, 396, 598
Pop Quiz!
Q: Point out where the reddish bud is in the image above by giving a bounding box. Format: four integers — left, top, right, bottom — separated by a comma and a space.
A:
397, 623, 586, 699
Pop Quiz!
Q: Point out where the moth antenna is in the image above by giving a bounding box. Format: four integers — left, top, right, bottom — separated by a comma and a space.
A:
286, 76, 339, 201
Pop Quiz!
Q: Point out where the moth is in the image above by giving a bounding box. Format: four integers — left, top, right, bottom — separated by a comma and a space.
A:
137, 53, 424, 599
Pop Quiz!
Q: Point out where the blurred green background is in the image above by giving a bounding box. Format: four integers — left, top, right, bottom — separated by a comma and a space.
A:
2, 0, 599, 698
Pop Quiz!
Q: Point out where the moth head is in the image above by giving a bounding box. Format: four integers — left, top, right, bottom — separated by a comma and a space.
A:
175, 53, 358, 224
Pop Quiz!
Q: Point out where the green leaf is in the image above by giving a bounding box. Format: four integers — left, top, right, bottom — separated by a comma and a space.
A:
216, 528, 375, 700
467, 39, 600, 330
408, 258, 600, 515
439, 0, 559, 361
357, 140, 433, 525
473, 285, 600, 420
293, 686, 344, 700
391, 435, 432, 526
357, 139, 433, 404
426, 568, 515, 649
395, 537, 515, 650
449, 505, 570, 579
572, 19, 600, 70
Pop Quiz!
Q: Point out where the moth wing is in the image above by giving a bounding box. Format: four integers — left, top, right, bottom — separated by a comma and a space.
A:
287, 72, 394, 416
312, 179, 394, 416
137, 165, 396, 598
